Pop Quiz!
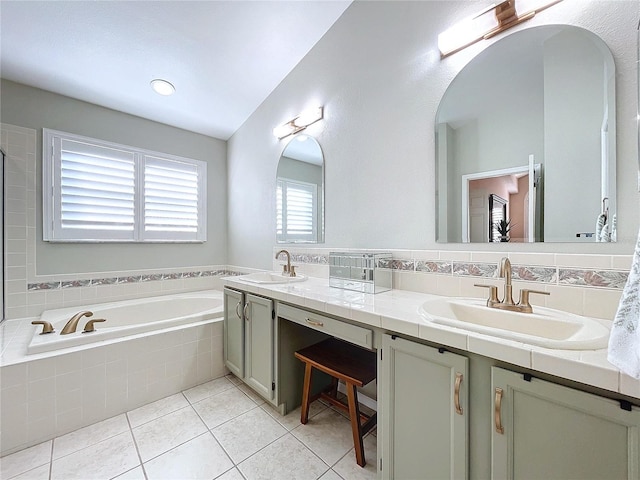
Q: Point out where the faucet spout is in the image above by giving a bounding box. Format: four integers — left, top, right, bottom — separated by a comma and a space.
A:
61, 310, 93, 335
498, 257, 515, 305
275, 249, 295, 277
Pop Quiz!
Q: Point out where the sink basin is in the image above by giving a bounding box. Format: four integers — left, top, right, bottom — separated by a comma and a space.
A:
418, 297, 610, 350
240, 271, 307, 284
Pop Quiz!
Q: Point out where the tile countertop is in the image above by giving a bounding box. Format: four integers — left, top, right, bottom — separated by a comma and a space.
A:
222, 276, 640, 401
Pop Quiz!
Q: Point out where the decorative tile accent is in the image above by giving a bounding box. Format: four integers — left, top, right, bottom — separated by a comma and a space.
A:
388, 259, 415, 271
511, 265, 557, 283
558, 269, 628, 289
26, 269, 240, 292
27, 282, 61, 291
290, 253, 328, 264
61, 280, 91, 288
453, 262, 497, 278
416, 260, 452, 274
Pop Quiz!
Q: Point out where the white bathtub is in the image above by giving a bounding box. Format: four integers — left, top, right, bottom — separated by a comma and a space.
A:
28, 290, 224, 354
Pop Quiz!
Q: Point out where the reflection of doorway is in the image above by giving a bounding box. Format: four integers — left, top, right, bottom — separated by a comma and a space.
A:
1, 149, 4, 321
462, 162, 541, 243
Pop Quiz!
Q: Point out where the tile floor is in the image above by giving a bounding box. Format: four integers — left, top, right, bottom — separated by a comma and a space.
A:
0, 374, 377, 480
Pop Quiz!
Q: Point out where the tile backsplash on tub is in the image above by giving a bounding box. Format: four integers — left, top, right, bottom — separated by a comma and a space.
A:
273, 247, 630, 321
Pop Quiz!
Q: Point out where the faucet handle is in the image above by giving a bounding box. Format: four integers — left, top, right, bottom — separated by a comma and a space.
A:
31, 320, 54, 335
281, 264, 289, 274
289, 265, 297, 277
517, 289, 550, 313
83, 318, 106, 333
474, 283, 500, 306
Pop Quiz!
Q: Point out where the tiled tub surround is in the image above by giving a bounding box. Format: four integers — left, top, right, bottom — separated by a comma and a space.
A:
273, 248, 631, 321
1, 123, 247, 320
0, 304, 226, 456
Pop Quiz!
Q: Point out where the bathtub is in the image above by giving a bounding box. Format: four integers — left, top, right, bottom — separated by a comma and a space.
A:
28, 290, 224, 354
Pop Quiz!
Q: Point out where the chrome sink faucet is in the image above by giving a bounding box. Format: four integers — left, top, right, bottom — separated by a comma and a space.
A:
275, 249, 296, 277
475, 257, 549, 313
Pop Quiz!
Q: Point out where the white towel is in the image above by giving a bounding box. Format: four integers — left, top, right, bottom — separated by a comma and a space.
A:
608, 228, 640, 378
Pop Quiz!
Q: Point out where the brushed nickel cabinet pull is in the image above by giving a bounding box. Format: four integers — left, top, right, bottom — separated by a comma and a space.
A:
235, 301, 242, 320
243, 303, 249, 322
454, 372, 463, 415
305, 318, 324, 327
495, 387, 504, 434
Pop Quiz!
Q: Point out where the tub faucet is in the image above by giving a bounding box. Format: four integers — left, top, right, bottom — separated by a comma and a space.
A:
61, 310, 93, 335
275, 249, 296, 277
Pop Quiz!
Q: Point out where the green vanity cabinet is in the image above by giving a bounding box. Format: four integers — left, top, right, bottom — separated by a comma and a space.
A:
380, 334, 469, 480
224, 287, 276, 404
223, 287, 244, 378
491, 367, 640, 480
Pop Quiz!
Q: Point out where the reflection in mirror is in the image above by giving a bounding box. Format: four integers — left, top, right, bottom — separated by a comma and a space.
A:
276, 134, 324, 244
1, 149, 5, 320
436, 25, 616, 243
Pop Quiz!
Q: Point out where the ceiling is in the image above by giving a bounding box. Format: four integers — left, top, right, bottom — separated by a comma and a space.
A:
0, 1, 351, 140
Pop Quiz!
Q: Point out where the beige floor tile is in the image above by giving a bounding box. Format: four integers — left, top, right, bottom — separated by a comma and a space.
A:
333, 432, 377, 480
213, 407, 287, 463
7, 463, 50, 480
127, 393, 189, 428
112, 466, 146, 480
238, 434, 328, 480
318, 470, 343, 480
53, 414, 129, 459
132, 406, 207, 462
216, 467, 245, 480
144, 432, 233, 480
0, 441, 51, 479
260, 400, 327, 431
192, 387, 258, 429
183, 377, 235, 404
50, 431, 139, 480
236, 382, 266, 405
291, 408, 354, 466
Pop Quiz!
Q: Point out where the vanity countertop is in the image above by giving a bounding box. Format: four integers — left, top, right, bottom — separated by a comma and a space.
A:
223, 275, 640, 401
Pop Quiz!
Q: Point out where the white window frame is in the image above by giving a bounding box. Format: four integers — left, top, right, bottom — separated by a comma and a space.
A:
43, 129, 207, 243
276, 178, 318, 243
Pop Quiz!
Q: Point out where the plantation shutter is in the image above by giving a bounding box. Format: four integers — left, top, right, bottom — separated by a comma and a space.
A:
143, 155, 205, 241
276, 179, 317, 242
56, 138, 135, 240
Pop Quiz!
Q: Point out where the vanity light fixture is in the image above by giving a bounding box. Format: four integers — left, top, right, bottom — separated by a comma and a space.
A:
438, 0, 562, 58
273, 106, 324, 139
150, 79, 176, 96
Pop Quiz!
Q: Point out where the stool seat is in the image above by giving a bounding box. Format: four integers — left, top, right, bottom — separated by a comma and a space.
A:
295, 337, 377, 467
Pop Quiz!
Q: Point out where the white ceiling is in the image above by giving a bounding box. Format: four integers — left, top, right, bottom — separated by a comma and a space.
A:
0, 1, 351, 140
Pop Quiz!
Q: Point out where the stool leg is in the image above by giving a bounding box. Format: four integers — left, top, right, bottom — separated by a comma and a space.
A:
346, 382, 366, 467
300, 362, 314, 425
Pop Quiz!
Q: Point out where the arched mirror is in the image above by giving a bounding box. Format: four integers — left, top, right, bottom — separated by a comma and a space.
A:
276, 134, 324, 243
436, 25, 616, 243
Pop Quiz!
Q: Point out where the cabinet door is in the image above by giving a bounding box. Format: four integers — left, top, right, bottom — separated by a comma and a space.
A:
244, 293, 275, 401
223, 288, 244, 378
491, 367, 640, 480
381, 334, 468, 480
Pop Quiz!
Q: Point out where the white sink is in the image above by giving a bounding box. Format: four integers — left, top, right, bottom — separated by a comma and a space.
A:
418, 297, 610, 350
240, 271, 307, 284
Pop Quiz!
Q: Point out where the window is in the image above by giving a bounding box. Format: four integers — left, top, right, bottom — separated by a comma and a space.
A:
276, 178, 317, 243
43, 129, 207, 242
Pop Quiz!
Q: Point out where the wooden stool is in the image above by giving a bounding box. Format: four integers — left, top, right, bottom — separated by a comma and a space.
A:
294, 337, 377, 467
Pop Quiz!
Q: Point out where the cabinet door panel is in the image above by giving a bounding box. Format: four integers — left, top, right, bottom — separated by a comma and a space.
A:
223, 288, 244, 378
382, 335, 468, 480
245, 293, 275, 400
492, 367, 640, 480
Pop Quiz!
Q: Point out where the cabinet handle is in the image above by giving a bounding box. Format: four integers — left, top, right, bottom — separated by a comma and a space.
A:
243, 303, 249, 322
454, 372, 463, 415
494, 387, 504, 434
305, 318, 324, 327
235, 301, 242, 320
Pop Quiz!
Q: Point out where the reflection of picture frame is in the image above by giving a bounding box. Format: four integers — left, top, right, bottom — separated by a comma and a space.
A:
489, 194, 508, 242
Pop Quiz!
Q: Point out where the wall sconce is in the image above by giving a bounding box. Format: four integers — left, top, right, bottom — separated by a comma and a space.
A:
438, 0, 562, 58
273, 106, 324, 139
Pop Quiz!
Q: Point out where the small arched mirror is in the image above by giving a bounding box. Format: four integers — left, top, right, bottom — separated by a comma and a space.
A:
276, 134, 324, 243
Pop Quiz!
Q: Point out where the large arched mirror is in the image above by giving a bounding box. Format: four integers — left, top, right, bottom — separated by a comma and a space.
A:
436, 25, 616, 243
276, 134, 324, 243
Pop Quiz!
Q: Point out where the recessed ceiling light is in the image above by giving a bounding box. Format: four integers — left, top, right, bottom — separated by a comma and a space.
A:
150, 79, 175, 96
